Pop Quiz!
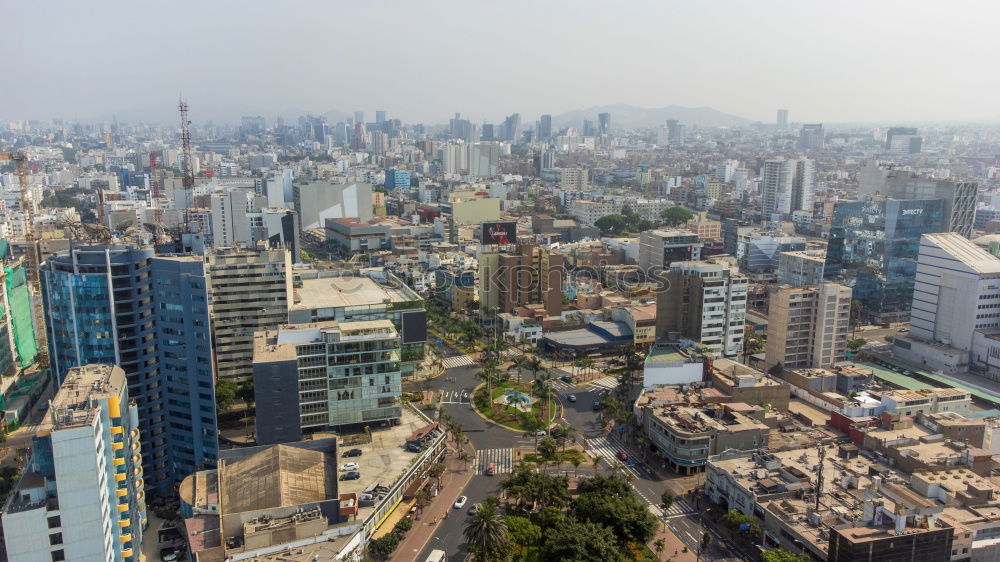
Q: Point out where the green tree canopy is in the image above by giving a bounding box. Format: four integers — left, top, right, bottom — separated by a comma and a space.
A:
541, 517, 625, 562
215, 379, 237, 411
506, 515, 542, 548
661, 205, 694, 227
762, 548, 811, 562
595, 214, 627, 235
572, 474, 657, 546
847, 338, 867, 352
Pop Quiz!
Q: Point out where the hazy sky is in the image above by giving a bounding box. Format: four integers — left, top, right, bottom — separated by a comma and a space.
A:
5, 0, 999, 125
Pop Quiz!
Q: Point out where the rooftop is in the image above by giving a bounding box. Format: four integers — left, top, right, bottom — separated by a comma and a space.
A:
221, 444, 336, 514
40, 364, 127, 431
292, 274, 415, 311
923, 232, 1000, 274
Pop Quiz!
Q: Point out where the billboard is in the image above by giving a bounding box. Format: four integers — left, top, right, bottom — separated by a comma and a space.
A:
480, 221, 517, 245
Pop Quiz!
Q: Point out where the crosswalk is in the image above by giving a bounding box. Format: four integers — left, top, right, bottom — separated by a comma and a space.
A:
548, 379, 576, 392
442, 355, 475, 369
586, 436, 642, 479
585, 376, 620, 392
659, 498, 695, 518
439, 389, 469, 404
474, 448, 515, 475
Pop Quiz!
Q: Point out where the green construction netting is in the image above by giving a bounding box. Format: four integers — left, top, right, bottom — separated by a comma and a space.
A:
6, 265, 37, 368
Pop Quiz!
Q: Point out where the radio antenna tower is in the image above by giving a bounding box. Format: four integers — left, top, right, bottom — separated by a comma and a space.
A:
179, 99, 195, 232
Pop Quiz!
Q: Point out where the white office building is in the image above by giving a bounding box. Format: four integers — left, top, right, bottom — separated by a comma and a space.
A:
760, 158, 814, 217
894, 233, 1000, 373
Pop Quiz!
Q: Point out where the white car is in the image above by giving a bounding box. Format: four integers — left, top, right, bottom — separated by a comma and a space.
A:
339, 462, 359, 472
454, 496, 468, 509
535, 430, 547, 437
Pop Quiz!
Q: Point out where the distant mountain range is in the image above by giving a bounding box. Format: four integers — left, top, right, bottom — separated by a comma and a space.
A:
550, 103, 754, 129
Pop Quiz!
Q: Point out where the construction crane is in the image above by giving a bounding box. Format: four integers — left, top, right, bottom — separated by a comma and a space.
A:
0, 150, 48, 367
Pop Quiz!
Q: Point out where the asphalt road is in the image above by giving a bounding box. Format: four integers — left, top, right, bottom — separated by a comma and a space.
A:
410, 341, 744, 560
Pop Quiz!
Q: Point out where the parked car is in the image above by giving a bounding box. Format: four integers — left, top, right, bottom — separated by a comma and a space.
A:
592, 401, 603, 411
343, 448, 363, 457
617, 451, 628, 462
339, 471, 361, 481
567, 394, 577, 403
339, 462, 359, 472
454, 496, 468, 509
560, 375, 573, 384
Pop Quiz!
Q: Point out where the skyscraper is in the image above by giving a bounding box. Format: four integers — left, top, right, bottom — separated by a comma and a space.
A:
354, 110, 364, 125
798, 123, 825, 150
583, 120, 596, 137
538, 114, 552, 140
885, 127, 922, 154
40, 247, 219, 490
598, 112, 611, 135
858, 161, 976, 238
666, 120, 686, 145
761, 158, 814, 216
2, 365, 147, 562
776, 109, 788, 130
375, 110, 386, 124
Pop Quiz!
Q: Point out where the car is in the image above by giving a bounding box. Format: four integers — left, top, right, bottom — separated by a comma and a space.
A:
592, 401, 603, 411
454, 496, 468, 509
617, 451, 628, 462
486, 463, 496, 476
560, 375, 573, 384
567, 394, 577, 403
339, 462, 359, 472
535, 430, 547, 437
343, 448, 363, 457
339, 471, 361, 481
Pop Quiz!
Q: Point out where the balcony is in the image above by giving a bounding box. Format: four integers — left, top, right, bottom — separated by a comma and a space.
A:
118, 520, 130, 528
115, 473, 126, 482
121, 548, 133, 558
112, 442, 124, 451
111, 427, 124, 435
116, 489, 127, 497
120, 534, 131, 543
117, 504, 129, 513
113, 458, 125, 467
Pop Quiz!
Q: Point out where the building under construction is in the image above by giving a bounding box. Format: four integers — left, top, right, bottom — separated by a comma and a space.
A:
0, 239, 41, 429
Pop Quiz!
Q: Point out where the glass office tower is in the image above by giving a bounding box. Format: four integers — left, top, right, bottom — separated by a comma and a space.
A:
825, 197, 945, 322
40, 246, 218, 492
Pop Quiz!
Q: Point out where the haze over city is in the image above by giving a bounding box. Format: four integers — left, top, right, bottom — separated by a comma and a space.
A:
5, 0, 1000, 124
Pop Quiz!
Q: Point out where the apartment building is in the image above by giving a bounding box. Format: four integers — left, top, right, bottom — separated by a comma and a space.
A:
2, 365, 146, 562
655, 259, 748, 358
765, 283, 852, 370
777, 249, 827, 287
637, 229, 701, 273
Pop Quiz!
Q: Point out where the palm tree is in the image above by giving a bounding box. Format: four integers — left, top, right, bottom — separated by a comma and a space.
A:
428, 462, 447, 489
522, 415, 546, 448
579, 357, 595, 381
592, 454, 604, 472
570, 456, 582, 478
463, 498, 510, 561
537, 437, 558, 474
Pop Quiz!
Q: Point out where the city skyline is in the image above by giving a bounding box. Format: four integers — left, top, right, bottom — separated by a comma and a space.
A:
4, 0, 999, 124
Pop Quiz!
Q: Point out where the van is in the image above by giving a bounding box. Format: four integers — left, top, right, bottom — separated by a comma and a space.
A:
426, 549, 447, 562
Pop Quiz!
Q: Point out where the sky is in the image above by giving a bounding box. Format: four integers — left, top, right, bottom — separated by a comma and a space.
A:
4, 0, 999, 125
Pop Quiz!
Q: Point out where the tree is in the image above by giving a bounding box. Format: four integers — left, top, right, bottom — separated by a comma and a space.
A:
541, 518, 625, 562
661, 206, 694, 227
762, 549, 812, 562
722, 509, 761, 541
414, 487, 433, 514
463, 497, 511, 562
537, 437, 559, 473
655, 538, 666, 558
570, 455, 582, 478
428, 462, 446, 489
506, 515, 542, 553
573, 474, 657, 545
237, 379, 255, 408
369, 533, 400, 558
699, 531, 712, 562
884, 334, 894, 343
595, 214, 627, 236
215, 379, 237, 411
847, 338, 867, 353
660, 489, 675, 513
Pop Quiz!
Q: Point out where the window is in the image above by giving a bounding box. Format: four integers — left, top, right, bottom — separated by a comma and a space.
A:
47, 516, 60, 528
51, 550, 65, 562
49, 533, 62, 546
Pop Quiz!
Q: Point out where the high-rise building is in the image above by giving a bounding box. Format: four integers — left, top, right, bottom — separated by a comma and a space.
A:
500, 113, 522, 143
2, 365, 147, 562
798, 123, 825, 151
825, 197, 946, 322
776, 109, 788, 130
538, 114, 552, 140
885, 127, 922, 154
559, 167, 589, 191
480, 123, 495, 141
210, 188, 267, 248
292, 181, 373, 229
765, 283, 852, 370
479, 244, 564, 318
206, 247, 292, 381
637, 229, 702, 272
353, 110, 364, 125
761, 158, 814, 216
666, 119, 686, 145
583, 120, 596, 137
859, 161, 976, 238
375, 110, 386, 124
253, 319, 402, 444
894, 233, 1000, 373
254, 208, 301, 262
598, 112, 611, 135
385, 168, 411, 190
41, 247, 219, 490
655, 258, 748, 358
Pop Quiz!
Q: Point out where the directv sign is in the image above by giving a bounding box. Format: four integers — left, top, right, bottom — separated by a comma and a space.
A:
481, 221, 516, 245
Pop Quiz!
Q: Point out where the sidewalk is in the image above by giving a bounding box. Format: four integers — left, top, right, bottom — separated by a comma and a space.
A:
650, 523, 697, 562
390, 453, 475, 562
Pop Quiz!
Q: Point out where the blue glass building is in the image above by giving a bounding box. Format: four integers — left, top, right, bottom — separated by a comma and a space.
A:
40, 246, 218, 492
384, 168, 411, 190
825, 197, 946, 321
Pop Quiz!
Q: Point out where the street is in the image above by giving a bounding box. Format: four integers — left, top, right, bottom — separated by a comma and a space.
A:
408, 341, 745, 561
